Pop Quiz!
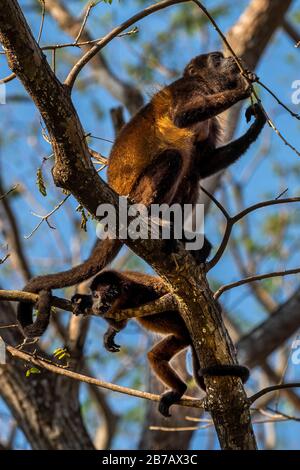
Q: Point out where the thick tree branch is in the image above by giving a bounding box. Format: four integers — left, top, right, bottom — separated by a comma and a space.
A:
0, 0, 256, 449
238, 288, 300, 368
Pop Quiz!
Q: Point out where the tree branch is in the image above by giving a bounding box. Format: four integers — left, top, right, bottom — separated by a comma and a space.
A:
64, 0, 190, 89
0, 0, 256, 449
44, 0, 143, 114
6, 345, 203, 410
249, 383, 300, 404
214, 267, 300, 300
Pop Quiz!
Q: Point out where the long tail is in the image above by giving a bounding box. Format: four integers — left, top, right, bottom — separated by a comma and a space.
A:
191, 347, 249, 390
17, 238, 122, 338
191, 347, 206, 390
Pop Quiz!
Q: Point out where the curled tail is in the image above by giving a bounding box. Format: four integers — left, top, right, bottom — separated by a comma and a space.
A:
191, 347, 249, 391
17, 238, 122, 338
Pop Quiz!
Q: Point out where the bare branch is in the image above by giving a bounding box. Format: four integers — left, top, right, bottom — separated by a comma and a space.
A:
0, 254, 10, 265
0, 179, 31, 281
207, 195, 300, 270
37, 0, 45, 45
44, 0, 143, 113
74, 1, 96, 44
233, 196, 300, 223
6, 345, 204, 410
249, 383, 300, 404
0, 72, 16, 84
24, 194, 70, 239
214, 267, 300, 300
0, 288, 177, 322
257, 78, 300, 120
282, 18, 300, 45
0, 184, 18, 201
65, 0, 190, 89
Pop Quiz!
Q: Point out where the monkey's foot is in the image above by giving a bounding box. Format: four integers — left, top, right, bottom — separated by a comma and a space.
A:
103, 328, 121, 353
158, 391, 184, 417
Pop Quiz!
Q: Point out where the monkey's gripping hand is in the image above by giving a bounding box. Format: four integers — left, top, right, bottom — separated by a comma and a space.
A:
71, 293, 93, 316
103, 319, 128, 353
245, 102, 266, 123
243, 69, 259, 84
103, 325, 121, 353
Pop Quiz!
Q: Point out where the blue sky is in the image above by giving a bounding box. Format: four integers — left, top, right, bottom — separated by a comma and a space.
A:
1, 0, 300, 450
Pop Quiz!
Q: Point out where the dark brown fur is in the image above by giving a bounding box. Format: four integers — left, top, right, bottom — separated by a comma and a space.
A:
17, 51, 266, 339
72, 270, 249, 417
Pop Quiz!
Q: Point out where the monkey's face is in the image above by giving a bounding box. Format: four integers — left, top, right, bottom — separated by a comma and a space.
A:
184, 52, 245, 92
91, 283, 120, 315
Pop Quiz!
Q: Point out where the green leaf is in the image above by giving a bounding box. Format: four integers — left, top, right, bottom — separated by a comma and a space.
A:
36, 167, 47, 197
76, 205, 88, 232
26, 367, 41, 377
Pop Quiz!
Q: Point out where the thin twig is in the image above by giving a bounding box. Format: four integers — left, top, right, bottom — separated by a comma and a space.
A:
207, 195, 300, 270
89, 148, 108, 165
266, 406, 300, 423
37, 0, 46, 45
0, 323, 18, 329
214, 267, 300, 300
193, 0, 300, 158
0, 254, 10, 265
249, 383, 300, 404
0, 72, 16, 84
232, 196, 300, 223
24, 194, 70, 239
149, 424, 211, 431
0, 184, 18, 201
74, 2, 96, 44
64, 0, 190, 88
257, 79, 300, 120
200, 184, 230, 220
6, 345, 204, 410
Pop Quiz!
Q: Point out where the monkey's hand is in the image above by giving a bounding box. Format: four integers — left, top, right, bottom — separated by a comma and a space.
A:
104, 325, 121, 353
71, 293, 93, 316
245, 103, 266, 123
159, 389, 186, 417
243, 70, 258, 83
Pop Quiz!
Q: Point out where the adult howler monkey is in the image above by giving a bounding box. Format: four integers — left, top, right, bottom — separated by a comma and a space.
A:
71, 270, 249, 417
17, 51, 266, 339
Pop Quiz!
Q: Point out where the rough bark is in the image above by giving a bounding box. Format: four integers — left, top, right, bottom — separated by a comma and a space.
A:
0, 0, 256, 449
0, 300, 94, 450
141, 0, 294, 449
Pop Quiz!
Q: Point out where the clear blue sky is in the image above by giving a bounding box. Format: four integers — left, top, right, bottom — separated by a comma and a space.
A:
1, 0, 300, 450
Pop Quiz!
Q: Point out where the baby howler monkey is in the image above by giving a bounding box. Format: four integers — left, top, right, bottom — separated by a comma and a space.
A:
72, 270, 249, 417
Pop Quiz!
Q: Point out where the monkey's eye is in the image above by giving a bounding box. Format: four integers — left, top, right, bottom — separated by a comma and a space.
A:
209, 52, 223, 66
188, 65, 197, 76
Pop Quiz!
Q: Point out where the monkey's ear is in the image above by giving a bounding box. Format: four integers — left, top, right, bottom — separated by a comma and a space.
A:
187, 65, 196, 77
